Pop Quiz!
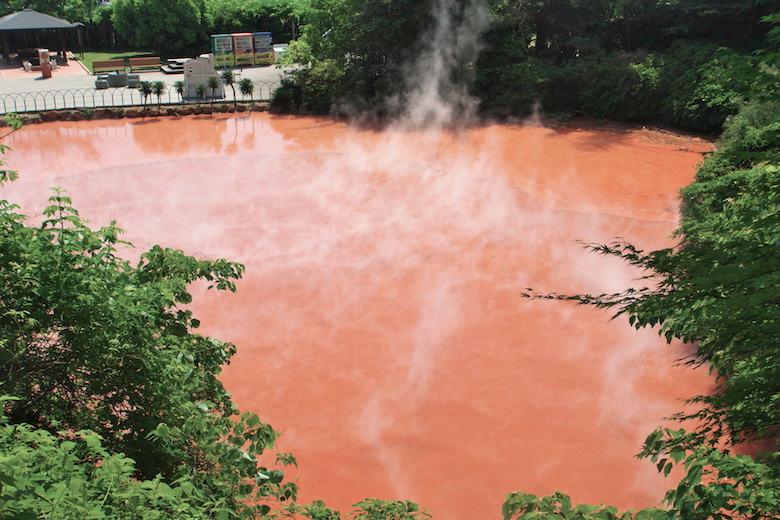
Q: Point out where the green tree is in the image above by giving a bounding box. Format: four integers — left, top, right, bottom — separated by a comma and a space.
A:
207, 75, 221, 102
220, 69, 237, 107
275, 0, 436, 114
0, 0, 99, 20
239, 76, 255, 102
152, 80, 167, 104
205, 0, 314, 42
173, 79, 187, 102
196, 82, 207, 105
137, 79, 153, 104
112, 0, 209, 56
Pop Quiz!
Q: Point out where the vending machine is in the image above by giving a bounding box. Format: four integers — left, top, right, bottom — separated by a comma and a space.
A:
232, 33, 255, 67
252, 32, 274, 65
211, 34, 234, 68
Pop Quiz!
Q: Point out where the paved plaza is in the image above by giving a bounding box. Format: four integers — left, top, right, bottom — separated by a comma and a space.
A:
0, 55, 291, 111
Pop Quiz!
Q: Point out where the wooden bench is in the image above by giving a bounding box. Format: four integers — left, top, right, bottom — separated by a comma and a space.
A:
92, 58, 125, 74
129, 56, 161, 72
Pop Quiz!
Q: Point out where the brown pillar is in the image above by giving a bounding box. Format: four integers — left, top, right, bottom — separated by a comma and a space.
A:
2, 32, 9, 65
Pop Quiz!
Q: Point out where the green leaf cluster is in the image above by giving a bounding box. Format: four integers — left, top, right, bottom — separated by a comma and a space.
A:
502, 491, 668, 520
0, 404, 228, 520
346, 499, 432, 520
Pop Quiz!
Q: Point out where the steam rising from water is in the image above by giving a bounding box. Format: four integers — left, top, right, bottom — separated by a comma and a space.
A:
397, 0, 491, 128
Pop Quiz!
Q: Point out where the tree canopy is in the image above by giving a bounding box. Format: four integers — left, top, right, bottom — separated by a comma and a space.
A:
112, 0, 210, 55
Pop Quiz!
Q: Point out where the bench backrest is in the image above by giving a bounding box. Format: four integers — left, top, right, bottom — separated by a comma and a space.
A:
93, 59, 125, 72
129, 57, 161, 66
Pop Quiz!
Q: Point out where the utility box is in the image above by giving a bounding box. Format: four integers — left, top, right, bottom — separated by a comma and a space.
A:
183, 59, 224, 100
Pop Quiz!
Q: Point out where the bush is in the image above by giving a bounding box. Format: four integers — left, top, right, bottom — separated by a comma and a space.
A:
656, 40, 742, 132
474, 60, 547, 117
271, 60, 347, 115
574, 53, 662, 122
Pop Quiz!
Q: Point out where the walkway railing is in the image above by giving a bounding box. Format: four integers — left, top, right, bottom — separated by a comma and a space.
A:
0, 80, 282, 114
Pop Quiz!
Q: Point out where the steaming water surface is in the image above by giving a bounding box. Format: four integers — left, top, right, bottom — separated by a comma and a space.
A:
4, 114, 713, 520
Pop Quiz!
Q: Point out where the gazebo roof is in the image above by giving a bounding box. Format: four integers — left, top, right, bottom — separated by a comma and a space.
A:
0, 9, 76, 31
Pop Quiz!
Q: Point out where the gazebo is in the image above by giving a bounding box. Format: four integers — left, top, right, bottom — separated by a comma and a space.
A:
0, 9, 79, 65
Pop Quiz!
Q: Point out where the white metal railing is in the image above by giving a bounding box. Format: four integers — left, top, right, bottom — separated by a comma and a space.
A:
0, 80, 281, 114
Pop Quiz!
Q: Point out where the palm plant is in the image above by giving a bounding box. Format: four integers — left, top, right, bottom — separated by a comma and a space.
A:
239, 78, 254, 109
220, 70, 237, 108
207, 76, 221, 103
195, 84, 207, 107
173, 80, 186, 103
152, 81, 166, 104
137, 80, 153, 105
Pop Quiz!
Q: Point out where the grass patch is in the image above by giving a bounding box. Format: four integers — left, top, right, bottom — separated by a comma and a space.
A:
79, 51, 156, 73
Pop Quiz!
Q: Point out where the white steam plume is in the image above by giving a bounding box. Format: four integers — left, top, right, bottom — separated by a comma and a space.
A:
394, 0, 491, 129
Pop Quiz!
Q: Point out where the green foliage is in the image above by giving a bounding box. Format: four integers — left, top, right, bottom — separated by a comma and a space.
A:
0, 402, 228, 520
173, 80, 187, 102
220, 70, 237, 106
277, 0, 438, 114
502, 491, 669, 520
137, 80, 153, 104
278, 39, 314, 65
655, 41, 742, 132
239, 77, 256, 101
272, 60, 346, 114
152, 80, 167, 103
207, 76, 222, 104
347, 499, 432, 520
0, 0, 99, 21
112, 0, 209, 56
196, 83, 208, 105
472, 13, 544, 117
638, 428, 780, 520
283, 499, 342, 519
271, 77, 303, 112
205, 0, 314, 42
548, 52, 663, 121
